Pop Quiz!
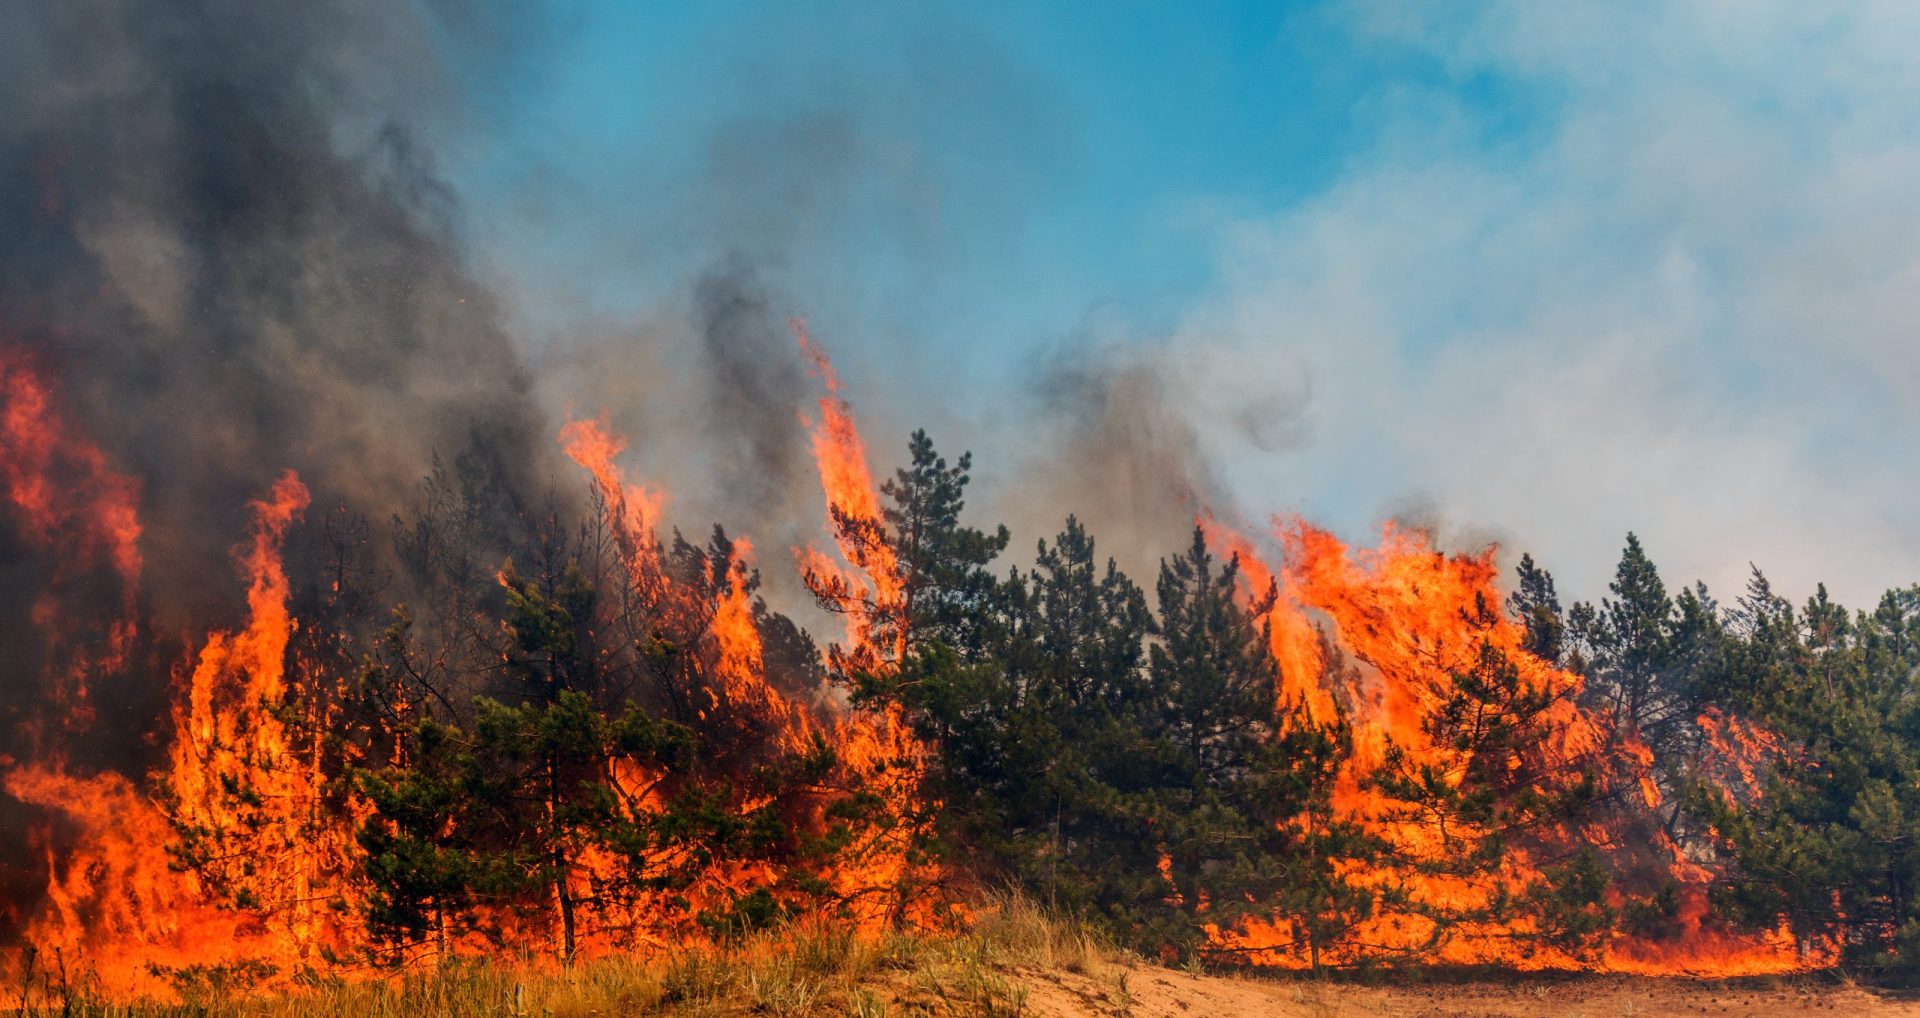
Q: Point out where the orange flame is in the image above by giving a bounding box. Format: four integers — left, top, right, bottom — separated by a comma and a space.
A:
0, 347, 142, 589
1697, 707, 1783, 805
560, 413, 930, 936
790, 323, 942, 927
1, 766, 252, 999
0, 346, 142, 715
160, 471, 363, 978
793, 320, 904, 671
1208, 517, 1828, 975
5, 471, 352, 999
561, 415, 668, 587
562, 415, 799, 730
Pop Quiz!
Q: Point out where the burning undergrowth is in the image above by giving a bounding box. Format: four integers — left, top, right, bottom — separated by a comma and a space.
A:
0, 329, 938, 999
0, 305, 1883, 1001
0, 0, 1907, 1005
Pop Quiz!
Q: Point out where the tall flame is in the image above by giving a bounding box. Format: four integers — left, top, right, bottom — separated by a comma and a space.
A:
793, 319, 905, 671
1207, 517, 1827, 975
560, 412, 934, 939
0, 346, 142, 716
162, 471, 356, 973
5, 471, 343, 999
788, 324, 943, 929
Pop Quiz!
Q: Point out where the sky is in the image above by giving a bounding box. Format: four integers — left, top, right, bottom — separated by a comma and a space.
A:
442, 1, 1920, 607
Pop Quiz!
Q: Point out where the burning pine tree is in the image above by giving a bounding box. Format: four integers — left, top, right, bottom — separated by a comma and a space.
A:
0, 327, 1903, 1004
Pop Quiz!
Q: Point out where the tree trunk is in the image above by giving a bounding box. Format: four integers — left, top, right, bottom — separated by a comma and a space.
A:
549, 749, 577, 964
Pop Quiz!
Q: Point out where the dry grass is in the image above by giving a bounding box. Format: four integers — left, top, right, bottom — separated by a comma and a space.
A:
15, 895, 1131, 1018
22, 914, 1917, 1018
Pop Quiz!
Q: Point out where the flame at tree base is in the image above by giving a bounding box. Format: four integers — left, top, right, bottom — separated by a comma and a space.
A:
3, 767, 254, 999
1200, 518, 1832, 977
0, 336, 1845, 998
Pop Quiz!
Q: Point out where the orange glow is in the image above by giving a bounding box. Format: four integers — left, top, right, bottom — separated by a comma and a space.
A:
793, 319, 905, 671
0, 347, 142, 589
1206, 517, 1830, 975
5, 472, 355, 999
0, 346, 142, 714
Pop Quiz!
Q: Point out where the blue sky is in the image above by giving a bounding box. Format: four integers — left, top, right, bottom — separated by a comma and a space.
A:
453, 3, 1545, 349
442, 3, 1920, 606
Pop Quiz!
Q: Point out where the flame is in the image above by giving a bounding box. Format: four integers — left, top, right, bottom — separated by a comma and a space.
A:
790, 323, 941, 927
559, 416, 807, 946
0, 346, 142, 716
4, 471, 353, 998
1697, 707, 1783, 805
560, 412, 932, 937
170, 472, 310, 785
162, 471, 355, 974
562, 415, 799, 732
1205, 517, 1829, 975
793, 319, 904, 671
561, 415, 668, 591
1198, 517, 1339, 725
0, 336, 1842, 994
1, 766, 252, 999
0, 347, 142, 590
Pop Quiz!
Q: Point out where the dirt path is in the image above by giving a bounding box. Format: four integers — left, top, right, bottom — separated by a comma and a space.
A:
1015, 964, 1920, 1018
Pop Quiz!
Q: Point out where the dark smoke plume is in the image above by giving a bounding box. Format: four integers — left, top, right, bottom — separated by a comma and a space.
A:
0, 0, 561, 784
694, 259, 811, 523
0, 0, 557, 937
0, 2, 550, 625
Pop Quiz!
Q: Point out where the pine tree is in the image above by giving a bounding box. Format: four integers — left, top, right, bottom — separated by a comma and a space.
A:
1580, 536, 1679, 736
885, 520, 1357, 962
1693, 583, 1920, 978
879, 429, 1011, 660
1508, 553, 1566, 666
357, 546, 697, 963
1369, 594, 1611, 959
1134, 528, 1346, 957
355, 714, 519, 959
896, 517, 1154, 913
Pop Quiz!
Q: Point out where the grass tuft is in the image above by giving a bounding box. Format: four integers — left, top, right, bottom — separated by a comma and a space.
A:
15, 893, 1130, 1017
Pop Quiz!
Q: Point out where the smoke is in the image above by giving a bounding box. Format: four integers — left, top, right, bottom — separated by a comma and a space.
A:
0, 0, 566, 812
508, 88, 1013, 602
992, 333, 1312, 581
1168, 2, 1920, 606
0, 1, 551, 628
0, 0, 564, 942
692, 261, 812, 524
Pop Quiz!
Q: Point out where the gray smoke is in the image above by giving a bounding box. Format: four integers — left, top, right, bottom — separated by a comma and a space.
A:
0, 0, 560, 937
985, 329, 1319, 584
0, 1, 550, 629
694, 259, 812, 523
998, 339, 1230, 581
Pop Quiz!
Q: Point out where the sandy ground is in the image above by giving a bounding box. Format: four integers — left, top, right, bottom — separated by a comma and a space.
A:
1013, 964, 1920, 1018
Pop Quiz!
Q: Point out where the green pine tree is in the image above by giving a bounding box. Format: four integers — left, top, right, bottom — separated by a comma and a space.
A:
879, 429, 1011, 661
1693, 583, 1920, 979
1133, 527, 1347, 959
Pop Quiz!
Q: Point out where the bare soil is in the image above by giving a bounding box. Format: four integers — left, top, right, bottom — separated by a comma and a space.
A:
1014, 964, 1920, 1018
